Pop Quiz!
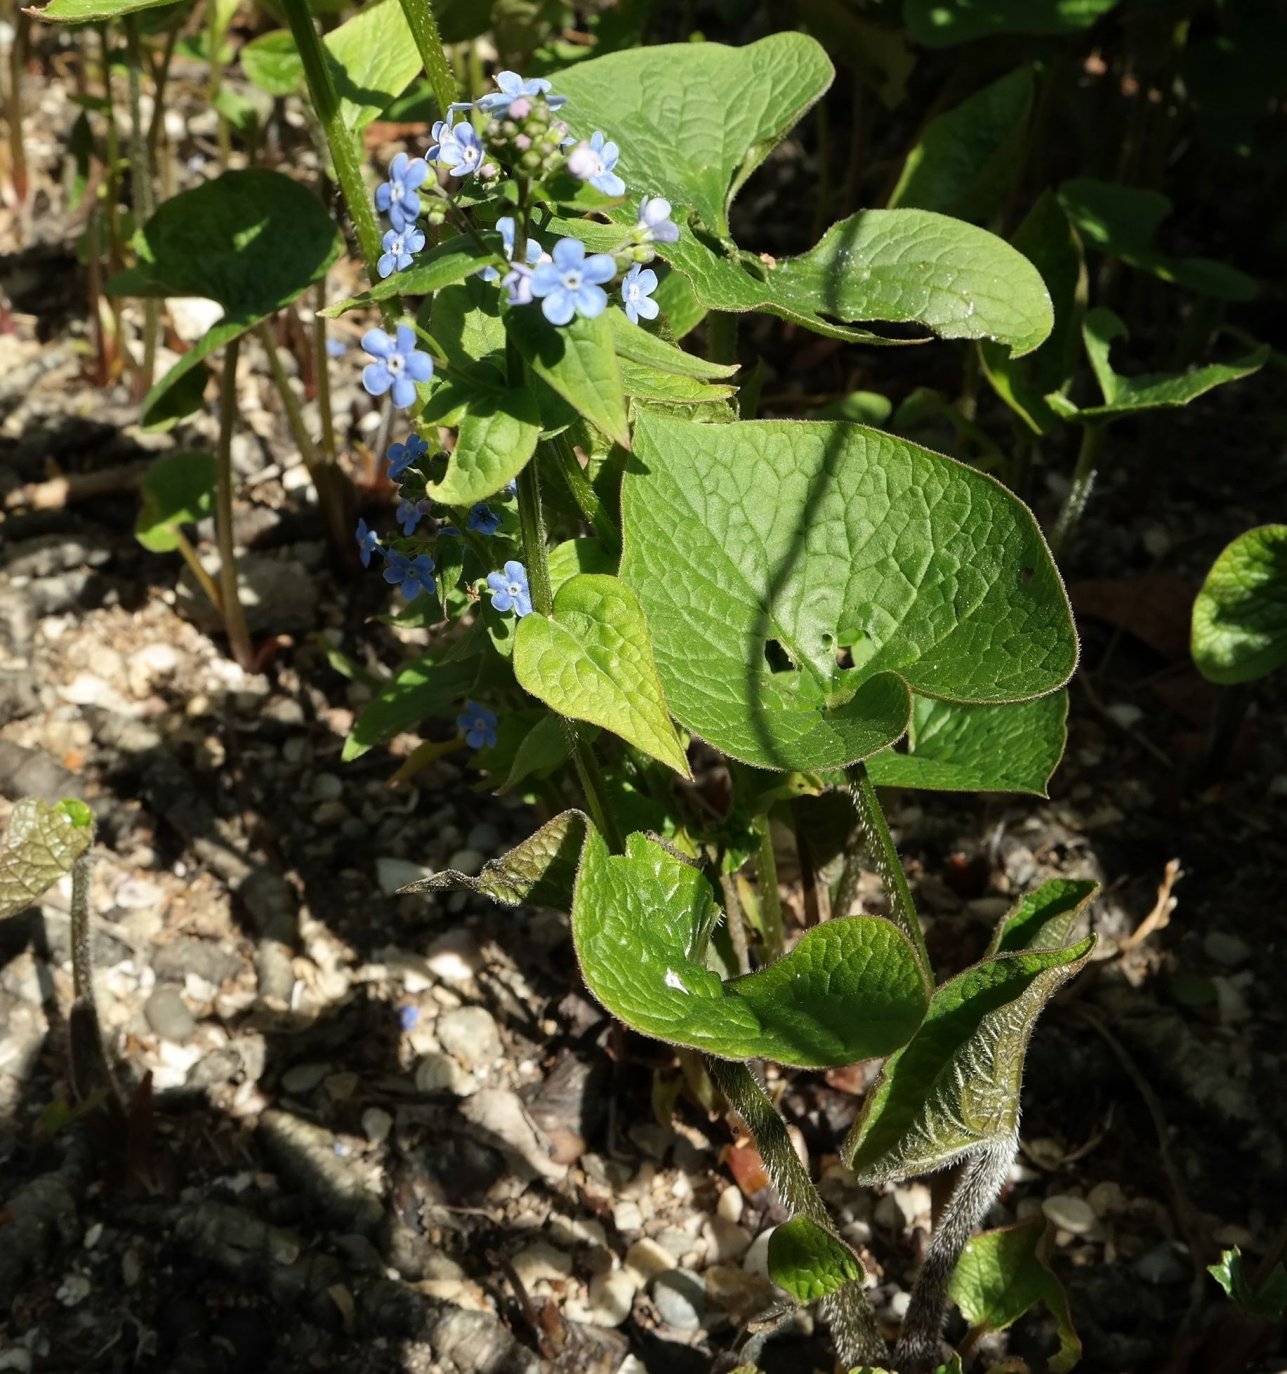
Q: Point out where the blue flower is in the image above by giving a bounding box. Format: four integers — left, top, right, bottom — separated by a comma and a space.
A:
475, 71, 567, 115
500, 478, 518, 500
387, 433, 429, 480
375, 152, 428, 233
378, 225, 426, 280
620, 264, 659, 326
362, 325, 434, 410
486, 560, 533, 617
324, 337, 348, 358
530, 237, 616, 326
383, 549, 437, 600
637, 195, 680, 244
457, 700, 499, 749
467, 502, 501, 535
567, 131, 625, 197
399, 1005, 420, 1031
481, 216, 544, 283
397, 498, 428, 535
355, 518, 381, 568
434, 120, 485, 178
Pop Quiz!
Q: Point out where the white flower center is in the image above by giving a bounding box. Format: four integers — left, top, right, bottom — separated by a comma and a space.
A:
508, 581, 522, 596
387, 355, 405, 375
563, 270, 583, 290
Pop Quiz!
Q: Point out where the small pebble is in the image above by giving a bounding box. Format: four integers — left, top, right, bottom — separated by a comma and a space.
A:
144, 984, 197, 1043
1042, 1194, 1097, 1236
613, 1200, 645, 1234
652, 1269, 706, 1332
280, 1062, 330, 1095
56, 1273, 92, 1307
436, 1006, 501, 1069
1203, 931, 1250, 967
625, 1238, 676, 1281
376, 857, 434, 895
361, 1107, 393, 1145
703, 1216, 752, 1263
577, 1269, 637, 1327
446, 847, 486, 876
716, 1184, 744, 1224
311, 773, 343, 802
415, 1052, 474, 1097
465, 822, 502, 852
511, 1242, 573, 1288
742, 1229, 773, 1276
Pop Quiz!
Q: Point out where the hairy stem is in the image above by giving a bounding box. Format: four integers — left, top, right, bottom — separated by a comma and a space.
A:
707, 1059, 889, 1367
547, 430, 621, 555
755, 816, 785, 963
67, 850, 121, 1113
313, 281, 337, 461
395, 0, 458, 116
895, 1141, 1016, 1374
1050, 422, 1107, 556
214, 340, 255, 669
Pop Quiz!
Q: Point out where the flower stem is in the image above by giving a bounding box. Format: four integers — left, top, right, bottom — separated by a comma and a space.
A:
6, 10, 30, 205
173, 528, 223, 615
755, 815, 785, 963
547, 430, 621, 555
123, 15, 159, 393
313, 281, 337, 461
395, 0, 458, 116
214, 339, 255, 669
1050, 421, 1107, 556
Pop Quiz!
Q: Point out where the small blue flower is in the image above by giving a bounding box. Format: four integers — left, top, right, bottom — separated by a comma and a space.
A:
567, 131, 625, 197
324, 337, 348, 358
355, 518, 381, 568
383, 549, 437, 600
637, 195, 679, 245
376, 152, 429, 233
467, 502, 501, 535
530, 237, 616, 326
362, 326, 434, 410
434, 120, 485, 178
500, 478, 518, 500
475, 70, 567, 115
486, 560, 533, 617
397, 498, 428, 535
481, 216, 545, 283
620, 264, 659, 326
387, 433, 429, 481
378, 225, 426, 280
457, 700, 499, 750
399, 1004, 420, 1031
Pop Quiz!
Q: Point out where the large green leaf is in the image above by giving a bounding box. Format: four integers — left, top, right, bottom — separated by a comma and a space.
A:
888, 67, 1034, 223
768, 1217, 866, 1304
506, 307, 630, 448
844, 935, 1093, 1181
1055, 308, 1267, 420
619, 413, 1075, 771
134, 451, 217, 553
1192, 524, 1287, 685
241, 30, 304, 98
1058, 179, 1257, 301
513, 574, 689, 775
986, 877, 1097, 957
865, 690, 1068, 796
572, 828, 929, 1067
325, 0, 421, 134
555, 34, 834, 238
321, 236, 498, 317
430, 386, 540, 507
950, 1218, 1081, 1373
904, 0, 1121, 47
1209, 1247, 1287, 1322
981, 192, 1087, 435
106, 169, 342, 429
1, 799, 93, 921
32, 0, 180, 24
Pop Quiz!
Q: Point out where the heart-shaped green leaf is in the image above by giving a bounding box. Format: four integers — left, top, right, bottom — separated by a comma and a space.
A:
987, 878, 1098, 957
573, 828, 929, 1067
107, 169, 342, 429
768, 1217, 866, 1304
325, 0, 421, 134
844, 934, 1094, 1182
321, 236, 499, 318
1192, 524, 1287, 685
134, 451, 217, 553
904, 0, 1121, 46
555, 34, 834, 237
950, 1218, 1082, 1373
620, 413, 1075, 771
865, 691, 1068, 796
1, 799, 93, 921
241, 30, 304, 97
889, 67, 1034, 223
1054, 308, 1266, 421
514, 574, 689, 776
506, 307, 630, 447
430, 386, 540, 507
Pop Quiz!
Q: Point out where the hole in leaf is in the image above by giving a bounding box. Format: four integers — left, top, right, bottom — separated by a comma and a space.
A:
763, 639, 798, 674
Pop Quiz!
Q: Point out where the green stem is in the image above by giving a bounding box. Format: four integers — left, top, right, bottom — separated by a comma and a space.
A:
395, 0, 458, 115
755, 815, 785, 964
313, 281, 337, 462
1050, 421, 1107, 556
707, 1060, 889, 1368
847, 761, 931, 981
214, 339, 255, 669
124, 16, 158, 392
279, 0, 386, 285
547, 430, 621, 555
174, 528, 223, 614
6, 10, 30, 204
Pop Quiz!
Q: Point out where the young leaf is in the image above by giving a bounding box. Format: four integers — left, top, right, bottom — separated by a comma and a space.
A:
547, 538, 617, 593
888, 67, 1034, 223
429, 387, 540, 507
30, 0, 179, 24
1057, 179, 1257, 301
321, 236, 500, 317
949, 1217, 1082, 1373
573, 828, 930, 1067
498, 713, 572, 794
1208, 1246, 1287, 1321
987, 878, 1098, 957
106, 170, 342, 429
555, 34, 834, 237
134, 451, 217, 553
865, 691, 1068, 796
607, 309, 738, 381
620, 413, 1076, 771
513, 574, 690, 776
1060, 308, 1267, 420
1, 799, 93, 921
1191, 524, 1287, 685
768, 1217, 865, 1303
617, 358, 738, 405
505, 308, 630, 448
324, 0, 421, 134
844, 934, 1094, 1181
241, 30, 303, 98
904, 0, 1121, 47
